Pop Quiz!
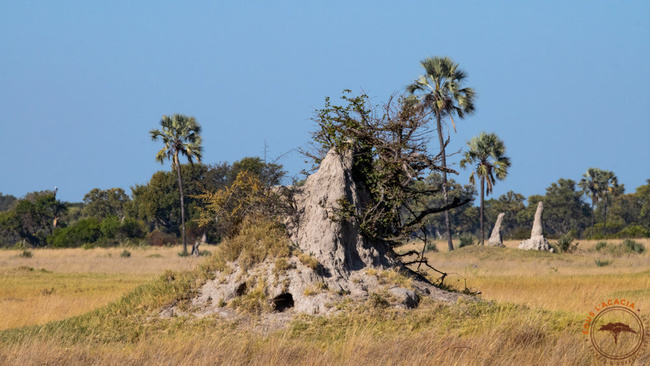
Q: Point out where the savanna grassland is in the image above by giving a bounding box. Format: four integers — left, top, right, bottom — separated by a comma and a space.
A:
1, 240, 649, 365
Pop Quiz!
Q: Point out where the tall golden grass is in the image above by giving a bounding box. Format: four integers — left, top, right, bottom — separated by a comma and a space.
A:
0, 246, 205, 330
0, 238, 649, 365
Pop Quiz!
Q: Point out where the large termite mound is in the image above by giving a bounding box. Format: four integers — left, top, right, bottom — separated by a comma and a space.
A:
183, 149, 461, 318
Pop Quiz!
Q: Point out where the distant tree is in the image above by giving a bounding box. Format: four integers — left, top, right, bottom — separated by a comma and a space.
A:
228, 157, 287, 187
0, 193, 17, 211
484, 191, 526, 238
538, 179, 590, 237
1, 191, 66, 247
150, 114, 203, 255
579, 168, 621, 237
407, 56, 476, 251
460, 132, 510, 245
635, 180, 650, 226
82, 188, 130, 220
206, 162, 233, 191
579, 168, 605, 236
599, 171, 622, 236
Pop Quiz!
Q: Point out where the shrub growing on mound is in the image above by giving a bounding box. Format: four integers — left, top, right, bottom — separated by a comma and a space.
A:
212, 217, 292, 272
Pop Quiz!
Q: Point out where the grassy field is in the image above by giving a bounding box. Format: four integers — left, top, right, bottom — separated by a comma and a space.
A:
0, 246, 204, 330
0, 239, 649, 365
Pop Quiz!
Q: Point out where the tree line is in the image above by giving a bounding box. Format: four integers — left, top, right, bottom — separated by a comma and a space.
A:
416, 173, 650, 242
1, 55, 648, 252
0, 157, 286, 250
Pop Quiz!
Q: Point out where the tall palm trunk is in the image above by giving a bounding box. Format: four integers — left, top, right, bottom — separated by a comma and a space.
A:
175, 155, 187, 254
590, 199, 595, 237
436, 113, 453, 251
481, 177, 485, 245
603, 193, 609, 237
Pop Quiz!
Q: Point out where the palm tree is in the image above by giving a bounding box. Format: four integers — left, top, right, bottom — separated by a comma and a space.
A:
407, 56, 476, 251
599, 170, 622, 236
578, 168, 603, 237
460, 132, 510, 246
150, 114, 203, 255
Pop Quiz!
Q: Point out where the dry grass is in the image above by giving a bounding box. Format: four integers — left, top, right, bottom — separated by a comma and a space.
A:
0, 246, 206, 330
0, 300, 608, 365
402, 239, 650, 315
0, 246, 204, 274
1, 238, 650, 364
0, 267, 149, 330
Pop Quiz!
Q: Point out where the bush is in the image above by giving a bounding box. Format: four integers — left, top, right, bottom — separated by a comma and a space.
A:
595, 241, 608, 251
595, 240, 644, 256
555, 233, 578, 253
48, 218, 101, 248
100, 216, 121, 240
146, 230, 178, 247
623, 239, 645, 254
424, 241, 438, 252
212, 217, 291, 272
458, 233, 475, 249
120, 218, 146, 240
18, 249, 33, 258
595, 259, 611, 267
120, 249, 131, 258
616, 225, 650, 239
197, 250, 211, 257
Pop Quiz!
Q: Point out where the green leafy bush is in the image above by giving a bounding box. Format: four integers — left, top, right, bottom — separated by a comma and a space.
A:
120, 249, 131, 258
556, 233, 578, 253
48, 218, 101, 248
595, 240, 644, 256
595, 241, 608, 251
623, 239, 645, 254
615, 225, 650, 238
100, 216, 121, 240
458, 233, 476, 249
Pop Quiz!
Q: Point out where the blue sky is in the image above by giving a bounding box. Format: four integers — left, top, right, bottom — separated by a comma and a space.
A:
1, 1, 648, 203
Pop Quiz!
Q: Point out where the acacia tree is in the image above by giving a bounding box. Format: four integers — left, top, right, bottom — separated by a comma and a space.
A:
407, 56, 476, 251
460, 132, 510, 245
150, 114, 203, 255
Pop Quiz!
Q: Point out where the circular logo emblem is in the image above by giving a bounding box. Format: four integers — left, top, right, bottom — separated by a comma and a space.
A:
589, 305, 645, 361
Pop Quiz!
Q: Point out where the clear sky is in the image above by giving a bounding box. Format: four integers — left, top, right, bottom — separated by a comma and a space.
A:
1, 1, 648, 203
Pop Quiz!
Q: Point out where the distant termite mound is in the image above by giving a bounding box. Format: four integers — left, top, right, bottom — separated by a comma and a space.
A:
518, 201, 552, 252
170, 148, 463, 319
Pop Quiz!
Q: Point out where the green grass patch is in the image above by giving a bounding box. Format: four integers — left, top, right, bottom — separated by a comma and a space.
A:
595, 239, 645, 256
